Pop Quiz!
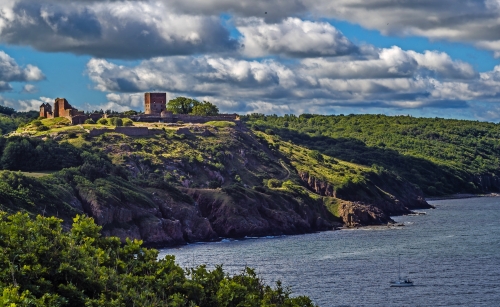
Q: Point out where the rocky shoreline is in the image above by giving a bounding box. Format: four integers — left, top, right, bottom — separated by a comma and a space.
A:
426, 193, 500, 201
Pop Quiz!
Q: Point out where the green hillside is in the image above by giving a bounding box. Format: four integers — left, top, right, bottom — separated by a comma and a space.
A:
0, 118, 431, 240
244, 114, 500, 196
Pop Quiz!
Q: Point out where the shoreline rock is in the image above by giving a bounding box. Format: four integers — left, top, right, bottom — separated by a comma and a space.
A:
426, 193, 500, 201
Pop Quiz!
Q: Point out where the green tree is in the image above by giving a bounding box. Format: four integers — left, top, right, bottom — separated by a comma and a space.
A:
166, 97, 200, 114
97, 118, 108, 125
121, 110, 138, 116
122, 118, 134, 126
191, 101, 219, 116
108, 117, 123, 126
0, 212, 317, 307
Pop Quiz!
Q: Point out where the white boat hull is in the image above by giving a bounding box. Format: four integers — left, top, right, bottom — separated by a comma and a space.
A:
390, 281, 414, 287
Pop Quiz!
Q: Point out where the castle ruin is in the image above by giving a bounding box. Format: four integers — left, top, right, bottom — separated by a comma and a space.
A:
39, 93, 238, 125
130, 92, 239, 123
39, 98, 102, 124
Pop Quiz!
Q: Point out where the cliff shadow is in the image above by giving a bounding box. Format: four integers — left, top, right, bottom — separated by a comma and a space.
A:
266, 127, 472, 196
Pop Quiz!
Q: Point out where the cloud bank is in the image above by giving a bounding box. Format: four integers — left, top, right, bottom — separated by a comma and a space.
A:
86, 45, 493, 114
4, 0, 500, 57
3, 0, 500, 119
0, 1, 237, 59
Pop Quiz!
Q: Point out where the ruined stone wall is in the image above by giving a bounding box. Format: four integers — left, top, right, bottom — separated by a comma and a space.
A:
54, 98, 77, 118
69, 115, 88, 125
88, 127, 163, 137
128, 113, 238, 123
89, 113, 103, 121
176, 114, 238, 123
114, 127, 149, 136
39, 103, 53, 118
89, 128, 111, 137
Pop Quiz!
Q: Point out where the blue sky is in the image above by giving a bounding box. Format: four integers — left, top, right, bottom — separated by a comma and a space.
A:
2, 0, 500, 121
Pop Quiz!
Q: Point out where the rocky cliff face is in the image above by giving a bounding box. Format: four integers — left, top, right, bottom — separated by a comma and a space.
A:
298, 172, 335, 197
76, 187, 218, 247
8, 124, 438, 246
299, 171, 432, 227
187, 188, 338, 238
70, 185, 342, 246
337, 201, 391, 227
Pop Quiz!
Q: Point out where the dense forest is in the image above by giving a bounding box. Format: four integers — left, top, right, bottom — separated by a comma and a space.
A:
244, 113, 500, 196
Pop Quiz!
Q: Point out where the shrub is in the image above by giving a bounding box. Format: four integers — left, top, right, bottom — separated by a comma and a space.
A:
267, 178, 282, 188
36, 125, 49, 131
31, 120, 42, 127
0, 212, 316, 306
67, 132, 77, 139
97, 118, 108, 125
308, 150, 324, 162
115, 118, 123, 126
84, 119, 95, 124
253, 186, 267, 193
108, 117, 123, 126
265, 128, 275, 135
123, 118, 134, 126
208, 180, 221, 189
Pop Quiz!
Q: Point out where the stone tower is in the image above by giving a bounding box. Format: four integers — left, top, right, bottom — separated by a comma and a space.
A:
39, 103, 53, 118
144, 92, 167, 115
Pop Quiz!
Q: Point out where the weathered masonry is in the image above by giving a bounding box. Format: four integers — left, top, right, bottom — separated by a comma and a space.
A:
144, 92, 167, 115
39, 98, 102, 124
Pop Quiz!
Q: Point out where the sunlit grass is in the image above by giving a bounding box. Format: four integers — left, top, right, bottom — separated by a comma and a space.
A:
21, 171, 56, 178
205, 121, 236, 128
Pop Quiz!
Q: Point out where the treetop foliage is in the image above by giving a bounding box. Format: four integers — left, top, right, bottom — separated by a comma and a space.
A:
167, 97, 219, 116
0, 212, 316, 307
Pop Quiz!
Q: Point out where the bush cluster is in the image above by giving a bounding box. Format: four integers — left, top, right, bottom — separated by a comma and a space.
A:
0, 212, 316, 307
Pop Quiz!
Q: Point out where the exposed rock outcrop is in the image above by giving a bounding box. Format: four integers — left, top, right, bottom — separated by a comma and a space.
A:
299, 172, 335, 197
299, 171, 432, 227
77, 187, 218, 247
186, 188, 340, 238
336, 201, 391, 227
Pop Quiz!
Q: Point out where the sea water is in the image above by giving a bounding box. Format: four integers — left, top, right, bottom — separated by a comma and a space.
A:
158, 197, 500, 306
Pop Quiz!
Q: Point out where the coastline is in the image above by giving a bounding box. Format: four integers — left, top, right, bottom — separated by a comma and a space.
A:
425, 192, 500, 201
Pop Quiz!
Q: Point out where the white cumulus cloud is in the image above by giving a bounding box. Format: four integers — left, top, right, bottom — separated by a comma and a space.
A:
238, 17, 357, 57
84, 45, 492, 114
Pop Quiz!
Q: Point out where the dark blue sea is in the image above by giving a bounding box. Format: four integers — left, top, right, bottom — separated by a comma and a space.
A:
158, 197, 500, 306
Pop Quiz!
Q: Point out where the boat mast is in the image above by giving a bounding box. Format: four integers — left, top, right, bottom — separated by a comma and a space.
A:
398, 254, 401, 281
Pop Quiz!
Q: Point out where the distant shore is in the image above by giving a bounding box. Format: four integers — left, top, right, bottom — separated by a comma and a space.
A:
426, 193, 500, 201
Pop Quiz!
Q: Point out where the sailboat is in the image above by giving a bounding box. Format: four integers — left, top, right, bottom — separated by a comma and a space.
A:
390, 254, 414, 287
